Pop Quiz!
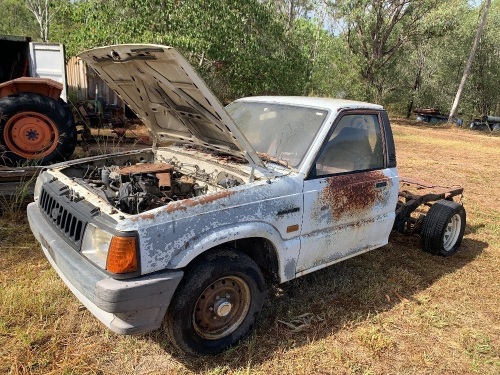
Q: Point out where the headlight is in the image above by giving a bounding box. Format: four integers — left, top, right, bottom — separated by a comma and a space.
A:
33, 173, 46, 200
82, 224, 138, 274
81, 224, 113, 268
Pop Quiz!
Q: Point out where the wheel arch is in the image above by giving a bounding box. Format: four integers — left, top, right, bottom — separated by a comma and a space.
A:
233, 237, 280, 283
169, 222, 297, 283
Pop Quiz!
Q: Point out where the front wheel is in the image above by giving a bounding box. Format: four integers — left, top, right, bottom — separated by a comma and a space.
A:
421, 200, 466, 256
164, 249, 266, 355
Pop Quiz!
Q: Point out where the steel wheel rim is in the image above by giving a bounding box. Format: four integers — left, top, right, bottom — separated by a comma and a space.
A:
443, 213, 461, 251
193, 275, 251, 340
3, 111, 59, 158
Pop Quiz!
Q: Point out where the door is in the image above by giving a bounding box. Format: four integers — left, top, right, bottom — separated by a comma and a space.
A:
29, 42, 67, 101
296, 111, 399, 274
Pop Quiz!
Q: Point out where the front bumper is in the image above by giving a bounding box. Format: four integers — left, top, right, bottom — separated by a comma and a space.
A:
27, 202, 184, 334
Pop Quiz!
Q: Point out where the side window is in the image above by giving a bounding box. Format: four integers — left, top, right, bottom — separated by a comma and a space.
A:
315, 114, 384, 176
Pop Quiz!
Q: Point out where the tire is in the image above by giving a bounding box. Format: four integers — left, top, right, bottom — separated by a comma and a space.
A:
0, 93, 77, 165
164, 249, 266, 355
421, 200, 466, 256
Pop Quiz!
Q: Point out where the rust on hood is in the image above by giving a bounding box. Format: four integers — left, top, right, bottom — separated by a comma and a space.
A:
321, 170, 388, 220
165, 190, 235, 213
136, 213, 155, 221
132, 190, 235, 221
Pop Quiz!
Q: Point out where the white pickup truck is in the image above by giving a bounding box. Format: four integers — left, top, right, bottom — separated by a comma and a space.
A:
27, 45, 466, 355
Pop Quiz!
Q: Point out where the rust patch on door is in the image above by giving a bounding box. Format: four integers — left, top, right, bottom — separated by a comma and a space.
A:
320, 170, 388, 220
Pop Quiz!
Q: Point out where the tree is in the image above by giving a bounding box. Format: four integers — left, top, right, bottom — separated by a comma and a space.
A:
328, 0, 440, 102
38, 0, 499, 115
466, 0, 500, 116
378, 0, 467, 115
263, 0, 316, 28
26, 0, 51, 41
59, 0, 312, 101
448, 0, 492, 121
0, 0, 40, 37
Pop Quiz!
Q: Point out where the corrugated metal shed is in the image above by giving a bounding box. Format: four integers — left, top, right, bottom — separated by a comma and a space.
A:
66, 56, 122, 106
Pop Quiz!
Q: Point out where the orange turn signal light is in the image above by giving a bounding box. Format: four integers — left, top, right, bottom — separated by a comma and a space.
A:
106, 236, 138, 274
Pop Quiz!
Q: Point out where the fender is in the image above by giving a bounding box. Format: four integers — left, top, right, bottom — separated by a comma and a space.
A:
169, 221, 300, 283
0, 77, 63, 101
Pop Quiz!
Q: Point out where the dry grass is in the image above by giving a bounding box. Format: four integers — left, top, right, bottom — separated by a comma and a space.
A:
1, 121, 499, 374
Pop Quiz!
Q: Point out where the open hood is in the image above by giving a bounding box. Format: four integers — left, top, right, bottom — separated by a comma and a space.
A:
78, 44, 266, 170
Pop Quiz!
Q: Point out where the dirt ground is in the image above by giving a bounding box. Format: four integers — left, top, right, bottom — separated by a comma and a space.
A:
0, 120, 499, 375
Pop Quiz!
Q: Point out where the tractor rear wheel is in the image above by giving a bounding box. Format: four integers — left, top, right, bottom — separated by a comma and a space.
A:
0, 92, 76, 165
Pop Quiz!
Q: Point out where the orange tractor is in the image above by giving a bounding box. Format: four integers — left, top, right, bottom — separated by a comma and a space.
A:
0, 35, 76, 165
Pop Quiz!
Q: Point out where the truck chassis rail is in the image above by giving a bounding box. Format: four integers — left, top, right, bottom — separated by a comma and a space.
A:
394, 177, 464, 234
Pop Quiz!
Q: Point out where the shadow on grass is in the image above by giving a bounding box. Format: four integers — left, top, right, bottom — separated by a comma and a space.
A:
465, 223, 486, 235
152, 230, 486, 369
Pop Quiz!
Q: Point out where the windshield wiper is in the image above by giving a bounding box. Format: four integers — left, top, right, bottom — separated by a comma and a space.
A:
257, 152, 290, 168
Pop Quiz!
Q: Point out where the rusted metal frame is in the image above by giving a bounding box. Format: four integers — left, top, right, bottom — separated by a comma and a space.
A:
119, 163, 173, 175
394, 178, 464, 233
0, 166, 42, 181
400, 177, 457, 190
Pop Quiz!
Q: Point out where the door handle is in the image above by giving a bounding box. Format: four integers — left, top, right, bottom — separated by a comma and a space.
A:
375, 181, 387, 189
277, 207, 300, 216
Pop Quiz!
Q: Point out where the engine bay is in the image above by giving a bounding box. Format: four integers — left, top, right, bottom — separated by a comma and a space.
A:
63, 156, 245, 215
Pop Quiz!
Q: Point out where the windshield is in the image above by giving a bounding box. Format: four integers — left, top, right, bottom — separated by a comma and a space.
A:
226, 101, 328, 168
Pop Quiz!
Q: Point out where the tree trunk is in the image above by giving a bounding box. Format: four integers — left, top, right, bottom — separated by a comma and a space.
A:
448, 0, 491, 122
406, 52, 424, 118
45, 0, 50, 42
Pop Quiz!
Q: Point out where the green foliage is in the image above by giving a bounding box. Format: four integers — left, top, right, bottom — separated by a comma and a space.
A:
383, 0, 500, 118
464, 0, 500, 116
51, 0, 312, 101
0, 0, 498, 117
0, 0, 39, 37
305, 27, 365, 99
381, 0, 469, 114
330, 0, 442, 102
167, 0, 310, 100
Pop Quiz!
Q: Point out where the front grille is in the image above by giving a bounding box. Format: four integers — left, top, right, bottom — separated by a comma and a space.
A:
39, 188, 86, 247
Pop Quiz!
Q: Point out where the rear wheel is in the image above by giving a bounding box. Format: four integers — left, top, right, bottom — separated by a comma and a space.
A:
421, 200, 466, 256
164, 249, 266, 355
0, 93, 76, 165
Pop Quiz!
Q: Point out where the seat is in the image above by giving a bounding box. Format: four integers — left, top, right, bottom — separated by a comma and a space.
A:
317, 127, 373, 174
